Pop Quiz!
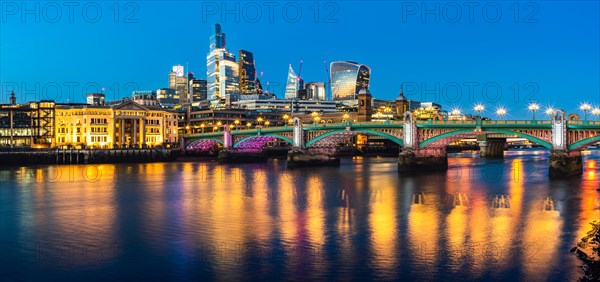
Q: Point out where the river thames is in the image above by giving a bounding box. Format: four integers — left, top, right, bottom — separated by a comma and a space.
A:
1, 150, 598, 281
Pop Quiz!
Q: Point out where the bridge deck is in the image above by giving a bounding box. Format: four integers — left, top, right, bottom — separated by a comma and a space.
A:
187, 120, 600, 138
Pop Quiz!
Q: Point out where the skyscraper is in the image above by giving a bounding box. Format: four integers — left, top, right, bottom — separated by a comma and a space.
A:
238, 50, 261, 95
304, 82, 326, 101
285, 65, 299, 99
210, 23, 226, 50
169, 65, 188, 104
330, 61, 371, 101
207, 24, 238, 99
190, 78, 208, 102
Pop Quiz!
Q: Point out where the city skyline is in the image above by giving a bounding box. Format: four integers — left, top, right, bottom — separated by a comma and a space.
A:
1, 2, 599, 281
1, 1, 599, 117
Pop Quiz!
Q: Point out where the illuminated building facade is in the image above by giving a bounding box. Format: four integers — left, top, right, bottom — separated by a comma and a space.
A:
86, 93, 105, 106
330, 61, 371, 101
54, 100, 178, 149
132, 90, 159, 107
169, 65, 188, 104
239, 50, 261, 95
0, 98, 55, 147
189, 78, 208, 102
207, 24, 239, 99
304, 82, 326, 101
413, 102, 447, 120
234, 99, 337, 113
156, 88, 179, 108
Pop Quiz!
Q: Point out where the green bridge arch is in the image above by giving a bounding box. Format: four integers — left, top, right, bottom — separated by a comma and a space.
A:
568, 135, 600, 151
419, 128, 553, 149
305, 129, 404, 147
233, 134, 293, 148
186, 138, 224, 148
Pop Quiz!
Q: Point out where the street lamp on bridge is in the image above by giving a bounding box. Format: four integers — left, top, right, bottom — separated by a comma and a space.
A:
528, 102, 540, 120
592, 107, 600, 121
342, 112, 350, 122
311, 111, 321, 125
449, 108, 463, 121
495, 107, 507, 120
256, 117, 264, 128
473, 104, 485, 117
282, 114, 291, 126
579, 103, 592, 120
545, 107, 556, 119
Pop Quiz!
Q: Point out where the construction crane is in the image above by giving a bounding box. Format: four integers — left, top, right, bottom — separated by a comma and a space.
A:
324, 60, 332, 101
296, 60, 303, 84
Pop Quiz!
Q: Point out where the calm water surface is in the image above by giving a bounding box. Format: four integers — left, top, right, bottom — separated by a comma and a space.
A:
1, 150, 599, 281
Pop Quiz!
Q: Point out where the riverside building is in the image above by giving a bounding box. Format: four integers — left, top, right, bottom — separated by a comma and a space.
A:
54, 100, 179, 149
1, 94, 179, 149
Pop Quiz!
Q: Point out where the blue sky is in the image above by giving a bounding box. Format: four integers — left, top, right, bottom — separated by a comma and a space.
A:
1, 1, 599, 118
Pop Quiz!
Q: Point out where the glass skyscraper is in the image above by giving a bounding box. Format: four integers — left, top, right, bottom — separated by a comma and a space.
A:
189, 77, 207, 102
207, 24, 238, 99
238, 50, 260, 95
284, 65, 299, 99
330, 61, 371, 100
210, 24, 226, 50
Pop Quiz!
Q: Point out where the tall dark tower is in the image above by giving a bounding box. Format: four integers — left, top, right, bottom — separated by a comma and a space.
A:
9, 90, 16, 105
209, 24, 226, 51
238, 50, 257, 95
395, 85, 409, 119
357, 87, 372, 122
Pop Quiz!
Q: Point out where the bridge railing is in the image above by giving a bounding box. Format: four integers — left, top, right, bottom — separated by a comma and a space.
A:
416, 120, 475, 125
186, 119, 599, 139
567, 120, 600, 126
482, 120, 552, 125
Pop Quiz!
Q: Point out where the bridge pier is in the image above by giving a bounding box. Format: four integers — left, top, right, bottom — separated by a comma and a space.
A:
287, 148, 340, 168
398, 148, 448, 173
549, 150, 582, 178
398, 112, 448, 173
548, 110, 583, 178
477, 137, 506, 159
287, 118, 340, 168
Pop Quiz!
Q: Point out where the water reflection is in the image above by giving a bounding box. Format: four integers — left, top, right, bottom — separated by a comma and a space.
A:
0, 151, 598, 281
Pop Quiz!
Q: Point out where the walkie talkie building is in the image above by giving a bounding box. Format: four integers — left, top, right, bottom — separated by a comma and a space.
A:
330, 61, 371, 101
